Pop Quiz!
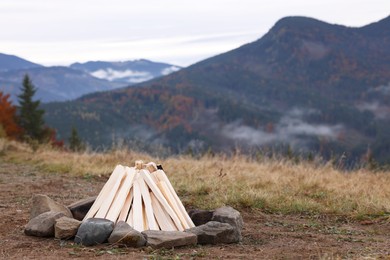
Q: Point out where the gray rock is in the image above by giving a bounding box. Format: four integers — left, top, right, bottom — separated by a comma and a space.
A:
74, 218, 114, 246
25, 211, 66, 237
30, 194, 72, 220
188, 209, 214, 226
211, 206, 243, 240
54, 216, 81, 240
108, 221, 146, 247
67, 196, 96, 221
142, 230, 197, 249
185, 221, 238, 244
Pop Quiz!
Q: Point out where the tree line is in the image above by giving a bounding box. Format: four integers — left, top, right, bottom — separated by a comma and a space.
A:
0, 74, 84, 152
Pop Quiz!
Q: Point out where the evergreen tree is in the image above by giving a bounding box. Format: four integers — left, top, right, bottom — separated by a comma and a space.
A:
17, 74, 45, 141
69, 127, 85, 152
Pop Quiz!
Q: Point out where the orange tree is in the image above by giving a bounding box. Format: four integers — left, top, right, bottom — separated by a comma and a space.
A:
0, 91, 22, 139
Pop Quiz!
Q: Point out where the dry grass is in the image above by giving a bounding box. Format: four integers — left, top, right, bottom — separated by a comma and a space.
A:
1, 138, 390, 218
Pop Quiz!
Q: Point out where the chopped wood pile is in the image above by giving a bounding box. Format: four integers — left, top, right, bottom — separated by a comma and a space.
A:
83, 161, 195, 232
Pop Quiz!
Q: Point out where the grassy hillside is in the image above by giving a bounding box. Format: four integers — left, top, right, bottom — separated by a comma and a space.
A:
1, 138, 389, 219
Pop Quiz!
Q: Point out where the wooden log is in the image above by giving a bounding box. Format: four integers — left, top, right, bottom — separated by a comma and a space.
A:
142, 203, 148, 230
118, 188, 133, 222
140, 170, 183, 231
132, 174, 144, 231
150, 192, 176, 231
158, 180, 190, 229
138, 177, 158, 230
155, 170, 195, 228
135, 160, 144, 170
94, 167, 126, 219
126, 207, 134, 227
105, 167, 136, 222
83, 165, 125, 220
146, 162, 157, 173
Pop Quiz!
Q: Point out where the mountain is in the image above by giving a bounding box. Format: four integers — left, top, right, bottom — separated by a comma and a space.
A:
0, 55, 180, 103
70, 59, 181, 84
0, 66, 123, 103
0, 53, 43, 71
44, 16, 390, 164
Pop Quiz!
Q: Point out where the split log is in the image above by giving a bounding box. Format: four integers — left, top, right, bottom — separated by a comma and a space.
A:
146, 162, 158, 173
126, 207, 134, 227
83, 165, 125, 220
132, 174, 144, 231
155, 170, 195, 228
140, 170, 184, 231
138, 177, 158, 230
105, 167, 136, 222
118, 188, 133, 222
158, 180, 189, 229
95, 168, 126, 219
150, 192, 176, 231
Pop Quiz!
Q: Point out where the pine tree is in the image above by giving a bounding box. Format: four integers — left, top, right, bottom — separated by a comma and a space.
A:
69, 127, 85, 152
17, 74, 45, 141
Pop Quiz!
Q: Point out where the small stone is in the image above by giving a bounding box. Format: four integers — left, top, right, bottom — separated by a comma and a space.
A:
142, 230, 197, 249
30, 194, 72, 220
188, 209, 214, 226
108, 221, 146, 247
25, 211, 66, 237
67, 196, 96, 221
74, 218, 114, 246
55, 216, 81, 240
185, 221, 238, 244
211, 206, 243, 240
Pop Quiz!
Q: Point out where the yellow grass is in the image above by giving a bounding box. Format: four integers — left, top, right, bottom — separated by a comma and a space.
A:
1, 138, 389, 218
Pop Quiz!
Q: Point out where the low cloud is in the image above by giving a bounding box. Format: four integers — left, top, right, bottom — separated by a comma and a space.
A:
221, 108, 343, 148
161, 66, 181, 76
91, 68, 153, 82
357, 102, 390, 119
369, 82, 390, 95
221, 123, 276, 146
278, 113, 343, 138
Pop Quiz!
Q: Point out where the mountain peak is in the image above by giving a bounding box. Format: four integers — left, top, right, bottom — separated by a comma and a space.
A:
359, 15, 390, 37
273, 16, 328, 27
268, 16, 347, 37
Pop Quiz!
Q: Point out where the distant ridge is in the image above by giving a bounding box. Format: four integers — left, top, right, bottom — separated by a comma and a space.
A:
70, 59, 181, 84
0, 54, 181, 102
0, 53, 42, 71
0, 66, 123, 103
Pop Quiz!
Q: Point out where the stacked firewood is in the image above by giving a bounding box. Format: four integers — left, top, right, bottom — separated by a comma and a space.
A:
83, 161, 195, 232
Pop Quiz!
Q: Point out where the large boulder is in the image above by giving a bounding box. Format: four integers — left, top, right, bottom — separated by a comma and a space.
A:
211, 206, 243, 241
54, 216, 81, 240
142, 230, 197, 249
25, 211, 66, 237
108, 221, 146, 247
185, 221, 238, 244
74, 218, 114, 246
188, 209, 214, 226
30, 194, 72, 220
67, 196, 96, 221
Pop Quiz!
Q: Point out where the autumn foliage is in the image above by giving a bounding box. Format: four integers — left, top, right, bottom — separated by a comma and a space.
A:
1, 74, 64, 148
0, 91, 22, 139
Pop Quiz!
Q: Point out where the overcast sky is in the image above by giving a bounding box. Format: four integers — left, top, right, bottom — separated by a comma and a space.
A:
1, 0, 389, 67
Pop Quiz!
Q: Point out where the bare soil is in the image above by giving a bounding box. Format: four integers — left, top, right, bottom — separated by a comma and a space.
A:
0, 160, 389, 259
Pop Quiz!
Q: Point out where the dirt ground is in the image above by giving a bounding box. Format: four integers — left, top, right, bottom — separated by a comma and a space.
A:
0, 160, 389, 259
